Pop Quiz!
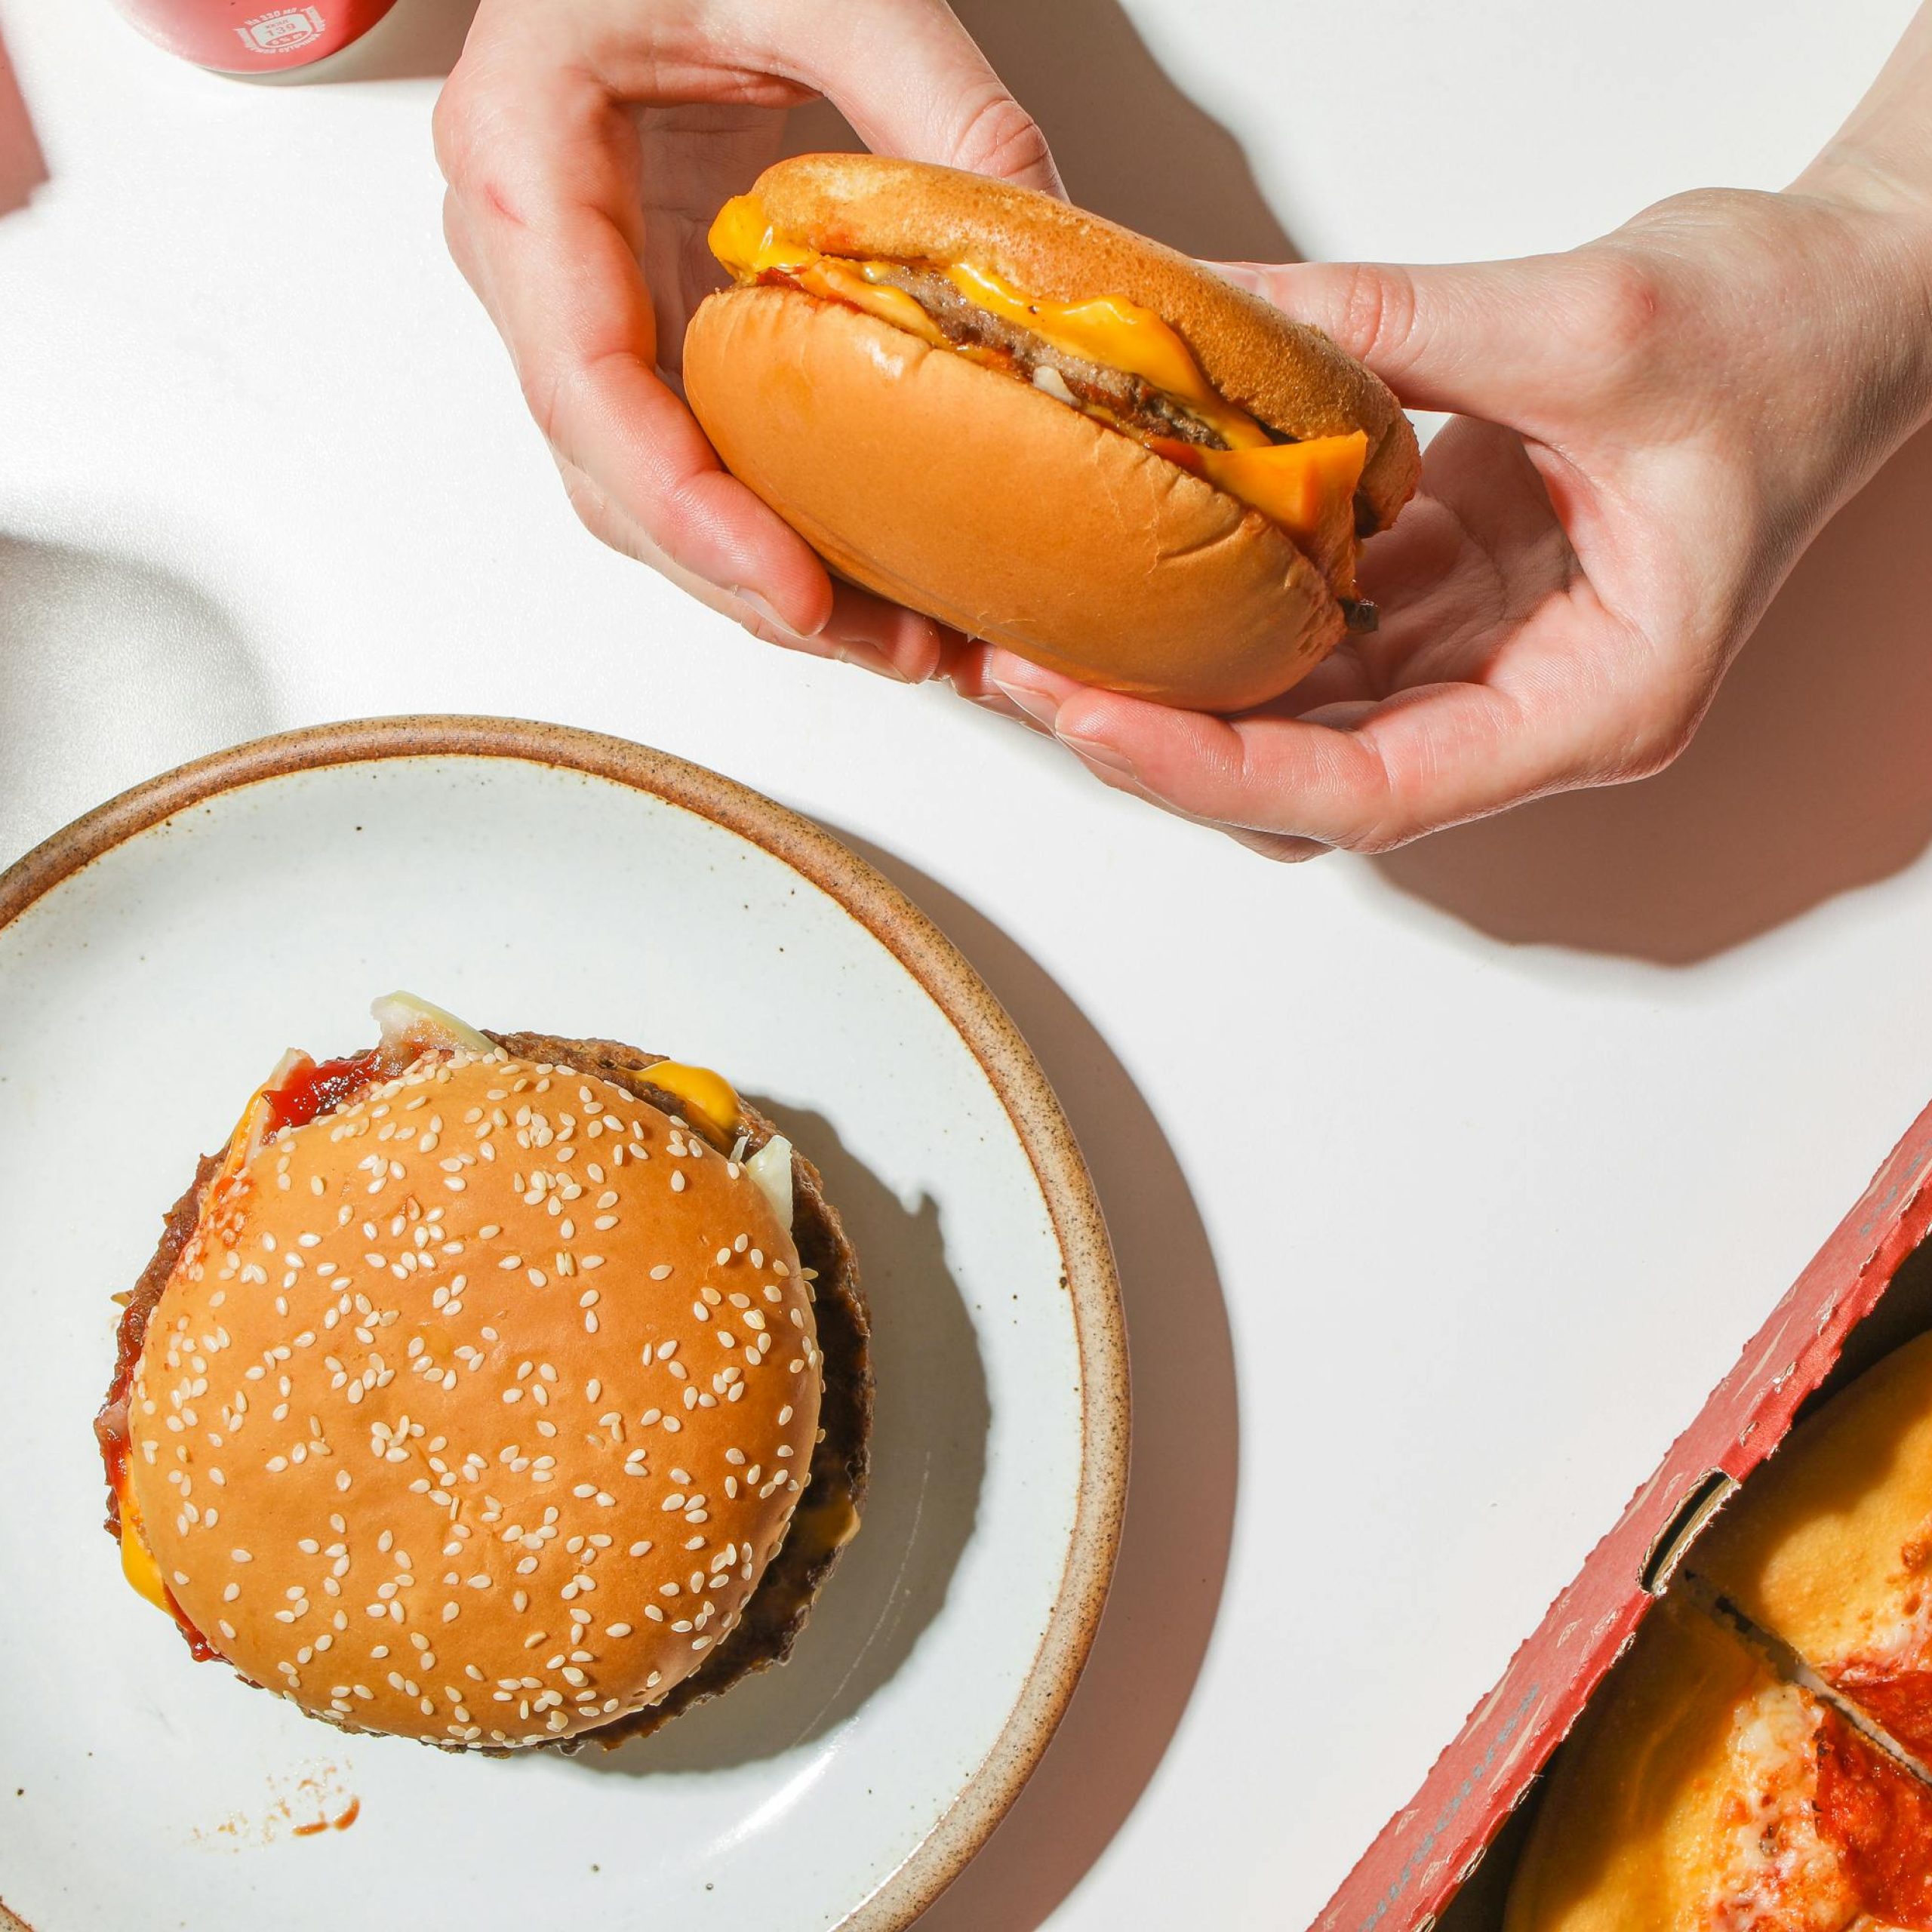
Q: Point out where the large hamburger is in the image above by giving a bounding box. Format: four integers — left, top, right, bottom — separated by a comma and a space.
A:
97, 993, 870, 1752
683, 155, 1420, 714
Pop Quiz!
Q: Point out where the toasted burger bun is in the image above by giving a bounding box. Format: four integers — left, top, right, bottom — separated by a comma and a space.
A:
1503, 1595, 1842, 1930
113, 1039, 855, 1751
745, 154, 1418, 528
684, 154, 1420, 714
690, 287, 1342, 709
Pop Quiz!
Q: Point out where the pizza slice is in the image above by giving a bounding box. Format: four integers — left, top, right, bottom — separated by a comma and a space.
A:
1697, 1330, 1932, 1767
1508, 1331, 1932, 1930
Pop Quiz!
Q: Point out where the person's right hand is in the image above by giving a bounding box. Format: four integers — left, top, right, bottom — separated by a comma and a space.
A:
949, 177, 1932, 857
433, 0, 1060, 681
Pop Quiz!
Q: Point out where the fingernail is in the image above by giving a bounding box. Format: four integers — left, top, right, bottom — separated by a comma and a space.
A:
989, 677, 1060, 730
835, 642, 914, 684
962, 693, 1032, 725
1059, 734, 1139, 780
731, 586, 823, 640
1208, 260, 1268, 294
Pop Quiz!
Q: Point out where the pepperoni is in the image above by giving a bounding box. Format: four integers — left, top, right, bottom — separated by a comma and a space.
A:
1815, 1708, 1932, 1924
1833, 1661, 1932, 1763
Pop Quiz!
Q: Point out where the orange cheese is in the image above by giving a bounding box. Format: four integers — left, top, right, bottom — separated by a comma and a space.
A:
1186, 432, 1368, 593
707, 194, 1361, 571
710, 195, 1267, 445
643, 1060, 741, 1145
936, 260, 1272, 450
117, 1485, 169, 1611
709, 195, 945, 346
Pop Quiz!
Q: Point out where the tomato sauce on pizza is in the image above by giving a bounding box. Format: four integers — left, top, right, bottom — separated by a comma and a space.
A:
1814, 1709, 1932, 1923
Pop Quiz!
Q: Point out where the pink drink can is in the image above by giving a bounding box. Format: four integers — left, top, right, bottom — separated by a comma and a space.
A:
115, 0, 400, 72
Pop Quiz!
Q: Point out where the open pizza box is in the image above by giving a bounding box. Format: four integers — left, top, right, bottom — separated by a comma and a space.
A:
1314, 1095, 1932, 1931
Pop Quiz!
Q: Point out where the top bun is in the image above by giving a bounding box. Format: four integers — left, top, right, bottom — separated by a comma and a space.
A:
124, 1047, 823, 1750
746, 153, 1418, 528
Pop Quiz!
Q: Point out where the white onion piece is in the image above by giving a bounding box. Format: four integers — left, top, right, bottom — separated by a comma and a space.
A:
746, 1135, 794, 1227
1031, 363, 1077, 405
371, 990, 495, 1058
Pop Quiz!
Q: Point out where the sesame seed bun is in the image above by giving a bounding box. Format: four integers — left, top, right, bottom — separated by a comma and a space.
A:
112, 1038, 866, 1752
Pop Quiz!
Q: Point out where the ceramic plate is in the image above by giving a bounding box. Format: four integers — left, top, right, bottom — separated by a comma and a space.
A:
0, 719, 1125, 1932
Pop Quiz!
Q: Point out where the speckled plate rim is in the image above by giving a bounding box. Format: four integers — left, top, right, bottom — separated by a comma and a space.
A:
0, 714, 1128, 1932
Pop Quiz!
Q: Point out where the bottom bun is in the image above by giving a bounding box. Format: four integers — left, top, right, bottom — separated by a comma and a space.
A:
685, 285, 1343, 713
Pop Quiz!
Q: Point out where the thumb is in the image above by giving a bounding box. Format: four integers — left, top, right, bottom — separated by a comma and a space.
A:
786, 0, 1063, 194
1214, 254, 1598, 424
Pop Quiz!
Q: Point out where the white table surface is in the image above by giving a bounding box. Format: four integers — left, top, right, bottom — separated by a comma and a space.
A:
2, 0, 1927, 1924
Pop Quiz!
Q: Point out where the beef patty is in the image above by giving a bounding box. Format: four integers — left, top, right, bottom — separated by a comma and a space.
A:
863, 261, 1253, 450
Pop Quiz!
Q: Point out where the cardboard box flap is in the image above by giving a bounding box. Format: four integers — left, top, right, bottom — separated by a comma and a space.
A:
1315, 1100, 1932, 1931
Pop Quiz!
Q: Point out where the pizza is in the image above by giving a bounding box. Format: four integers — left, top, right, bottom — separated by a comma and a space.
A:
1507, 1333, 1932, 1930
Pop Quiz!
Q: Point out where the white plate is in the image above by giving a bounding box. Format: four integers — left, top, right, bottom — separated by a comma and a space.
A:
0, 719, 1125, 1932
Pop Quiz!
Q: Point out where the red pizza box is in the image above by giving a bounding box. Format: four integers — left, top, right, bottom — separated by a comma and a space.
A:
1314, 1095, 1932, 1931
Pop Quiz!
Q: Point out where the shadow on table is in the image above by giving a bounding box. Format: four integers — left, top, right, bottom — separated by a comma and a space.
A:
0, 26, 48, 217
308, 0, 478, 82
0, 537, 275, 866
565, 1106, 990, 1775
838, 846, 1238, 1932
562, 846, 1234, 1924
1371, 422, 1932, 964
783, 0, 1297, 262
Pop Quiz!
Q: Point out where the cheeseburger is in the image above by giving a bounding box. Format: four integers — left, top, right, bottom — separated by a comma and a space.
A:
97, 992, 870, 1752
684, 154, 1420, 713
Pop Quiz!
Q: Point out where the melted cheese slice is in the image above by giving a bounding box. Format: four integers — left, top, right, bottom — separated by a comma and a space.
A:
118, 1486, 170, 1610
934, 257, 1272, 451
643, 1060, 741, 1144
708, 194, 1364, 570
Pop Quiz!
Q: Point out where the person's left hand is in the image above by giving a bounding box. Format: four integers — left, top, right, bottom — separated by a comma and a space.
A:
434, 0, 1062, 685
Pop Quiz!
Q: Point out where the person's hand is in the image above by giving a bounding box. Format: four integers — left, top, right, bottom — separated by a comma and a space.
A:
952, 180, 1932, 858
433, 0, 1060, 682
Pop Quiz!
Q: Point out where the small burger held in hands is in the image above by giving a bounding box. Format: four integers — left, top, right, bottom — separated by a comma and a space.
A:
97, 993, 870, 1752
684, 154, 1419, 714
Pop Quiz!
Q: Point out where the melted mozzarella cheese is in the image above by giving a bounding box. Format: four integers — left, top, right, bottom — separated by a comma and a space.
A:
1709, 1683, 1859, 1932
